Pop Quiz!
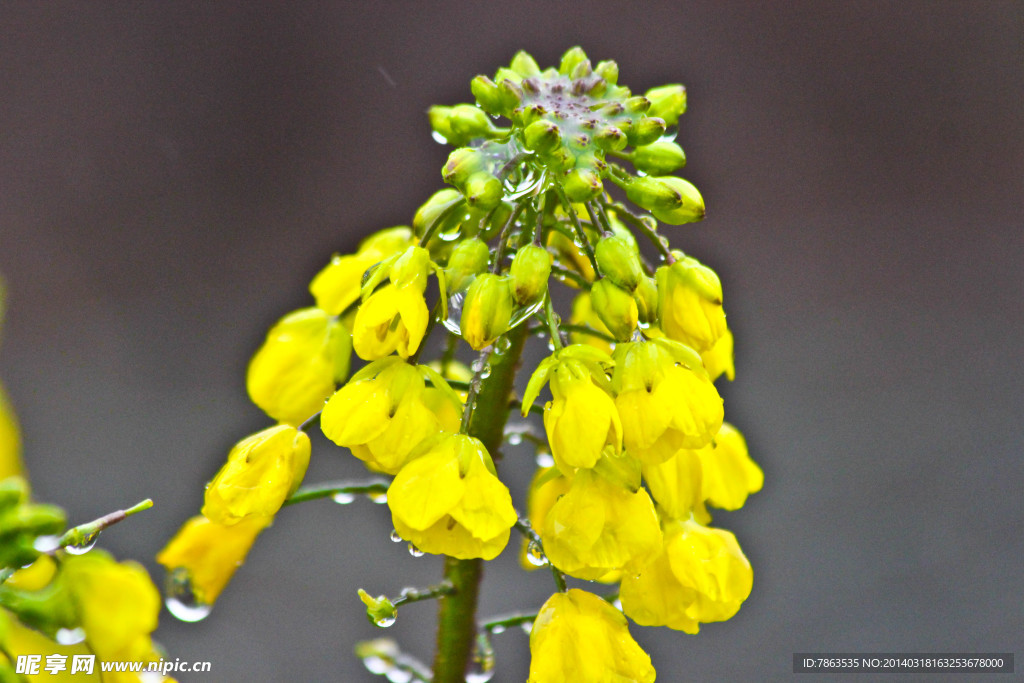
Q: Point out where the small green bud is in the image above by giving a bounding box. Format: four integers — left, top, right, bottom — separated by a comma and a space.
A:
562, 167, 603, 203
389, 246, 432, 291
461, 274, 515, 350
629, 116, 666, 146
0, 477, 28, 510
429, 104, 497, 146
514, 104, 546, 128
471, 75, 504, 115
624, 175, 683, 212
510, 51, 541, 77
633, 275, 659, 325
463, 172, 503, 210
358, 589, 398, 627
498, 78, 524, 109
494, 67, 522, 85
590, 278, 639, 342
624, 96, 651, 114
0, 503, 66, 538
445, 238, 490, 292
559, 46, 589, 76
523, 119, 562, 154
595, 60, 619, 85
509, 244, 552, 305
595, 125, 627, 152
650, 176, 705, 224
595, 235, 644, 291
414, 188, 463, 236
442, 148, 484, 186
645, 84, 687, 126
633, 140, 687, 175
570, 59, 593, 80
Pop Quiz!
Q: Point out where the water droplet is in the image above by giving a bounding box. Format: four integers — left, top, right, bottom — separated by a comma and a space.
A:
385, 669, 412, 683
479, 364, 492, 379
507, 432, 523, 446
471, 357, 485, 373
466, 672, 495, 683
390, 529, 403, 543
55, 627, 86, 645
164, 567, 212, 623
369, 492, 388, 504
490, 624, 506, 635
431, 130, 449, 145
32, 535, 60, 553
407, 544, 424, 558
374, 615, 397, 628
521, 621, 534, 635
363, 655, 391, 675
332, 492, 355, 505
64, 530, 99, 555
547, 339, 556, 352
493, 336, 512, 354
442, 292, 465, 335
535, 453, 555, 468
612, 598, 623, 610
399, 587, 419, 599
526, 541, 549, 567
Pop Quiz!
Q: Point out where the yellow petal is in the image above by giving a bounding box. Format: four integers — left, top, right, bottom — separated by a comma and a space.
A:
320, 379, 391, 446
387, 449, 465, 530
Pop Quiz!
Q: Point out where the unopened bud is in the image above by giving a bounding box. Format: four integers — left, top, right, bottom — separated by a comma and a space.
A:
633, 140, 686, 175
442, 148, 484, 186
389, 246, 432, 291
461, 274, 514, 350
633, 275, 659, 325
509, 245, 552, 305
590, 278, 639, 342
629, 117, 666, 147
429, 104, 497, 146
498, 79, 524, 109
656, 256, 726, 351
471, 75, 504, 115
0, 503, 65, 538
562, 167, 603, 203
625, 176, 705, 224
645, 84, 687, 126
595, 60, 619, 85
358, 589, 398, 627
595, 125, 627, 152
595, 235, 643, 291
559, 46, 589, 76
413, 189, 463, 236
510, 51, 541, 77
462, 173, 503, 210
445, 238, 490, 292
523, 119, 562, 154
0, 477, 27, 509
624, 96, 651, 114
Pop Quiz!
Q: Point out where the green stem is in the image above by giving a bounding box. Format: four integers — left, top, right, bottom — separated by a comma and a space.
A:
553, 185, 600, 275
56, 499, 153, 551
544, 294, 565, 350
433, 322, 529, 683
282, 479, 389, 507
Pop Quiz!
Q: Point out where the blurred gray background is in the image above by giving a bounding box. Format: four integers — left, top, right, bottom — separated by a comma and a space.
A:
1, 2, 1022, 681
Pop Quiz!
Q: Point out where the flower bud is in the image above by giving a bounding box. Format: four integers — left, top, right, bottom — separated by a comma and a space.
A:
460, 274, 515, 350
562, 166, 603, 203
357, 589, 398, 627
0, 476, 27, 509
655, 256, 725, 351
523, 119, 562, 154
462, 172, 503, 210
428, 104, 496, 146
470, 75, 504, 115
645, 84, 687, 126
413, 189, 462, 236
633, 140, 686, 175
595, 125, 627, 152
633, 275, 659, 325
389, 245, 432, 291
444, 238, 490, 292
510, 50, 541, 77
629, 116, 666, 147
595, 235, 644, 291
509, 244, 552, 305
624, 96, 651, 114
442, 147, 484, 186
570, 59, 593, 80
497, 78, 524, 109
590, 278, 639, 342
559, 46, 589, 76
595, 60, 619, 85
625, 176, 704, 225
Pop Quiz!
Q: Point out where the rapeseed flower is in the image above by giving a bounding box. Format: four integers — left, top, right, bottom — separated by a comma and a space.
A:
309, 227, 414, 315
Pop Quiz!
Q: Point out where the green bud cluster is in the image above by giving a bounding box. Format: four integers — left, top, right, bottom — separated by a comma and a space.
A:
0, 476, 65, 569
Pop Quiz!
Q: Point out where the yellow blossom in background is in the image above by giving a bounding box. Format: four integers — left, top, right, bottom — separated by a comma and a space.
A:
699, 423, 763, 510
0, 384, 23, 480
655, 255, 727, 353
701, 327, 735, 382
202, 425, 310, 526
543, 362, 621, 471
309, 227, 414, 315
621, 518, 752, 634
568, 292, 614, 354
519, 466, 570, 571
541, 469, 661, 580
528, 588, 655, 683
388, 434, 516, 560
157, 514, 270, 606
61, 551, 161, 662
246, 307, 351, 426
352, 283, 429, 360
642, 447, 703, 521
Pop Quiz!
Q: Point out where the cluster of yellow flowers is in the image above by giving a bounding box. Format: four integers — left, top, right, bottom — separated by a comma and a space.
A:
0, 283, 171, 682
160, 47, 763, 682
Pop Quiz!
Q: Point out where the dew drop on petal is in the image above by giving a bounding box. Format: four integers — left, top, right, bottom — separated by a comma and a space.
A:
332, 492, 356, 505
374, 615, 397, 628
526, 541, 548, 567
535, 452, 555, 468
390, 529, 404, 543
55, 627, 86, 645
369, 492, 388, 504
407, 543, 424, 558
521, 621, 533, 635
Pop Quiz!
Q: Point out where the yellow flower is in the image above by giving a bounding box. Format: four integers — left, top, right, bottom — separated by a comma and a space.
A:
321, 361, 460, 474
201, 425, 310, 525
613, 341, 723, 464
388, 434, 516, 560
699, 423, 763, 511
309, 227, 414, 315
701, 327, 735, 382
543, 361, 622, 471
568, 292, 614, 355
0, 383, 23, 479
352, 283, 429, 360
246, 307, 351, 425
528, 588, 655, 683
541, 469, 661, 580
157, 514, 270, 606
655, 255, 726, 353
519, 466, 570, 571
620, 518, 752, 634
642, 447, 703, 520
61, 550, 160, 661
